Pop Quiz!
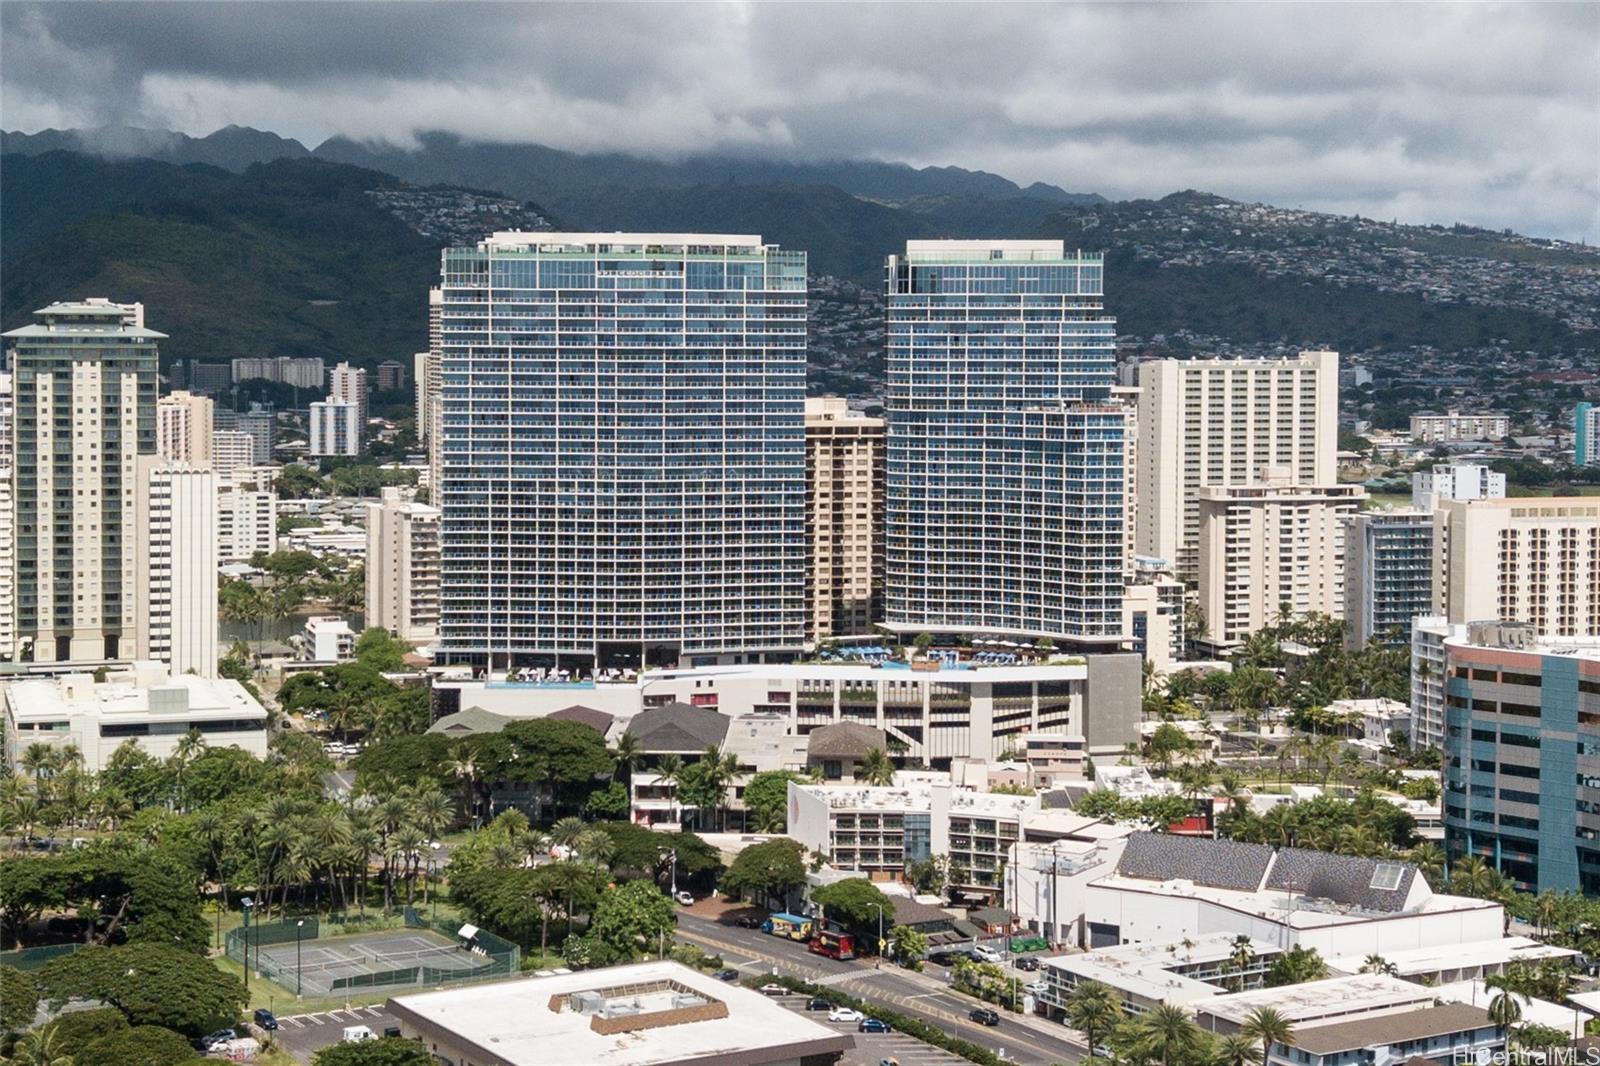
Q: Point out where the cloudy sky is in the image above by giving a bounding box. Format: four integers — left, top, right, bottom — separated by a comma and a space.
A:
3, 2, 1596, 240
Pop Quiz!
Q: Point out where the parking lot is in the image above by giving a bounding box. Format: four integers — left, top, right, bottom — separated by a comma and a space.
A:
268, 1005, 398, 1062
764, 989, 972, 1066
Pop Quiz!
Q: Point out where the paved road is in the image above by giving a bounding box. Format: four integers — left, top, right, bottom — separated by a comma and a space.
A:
675, 913, 1083, 1065
766, 988, 968, 1066
270, 1005, 398, 1062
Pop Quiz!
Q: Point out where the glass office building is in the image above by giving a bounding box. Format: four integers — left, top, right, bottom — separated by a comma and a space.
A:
883, 240, 1126, 645
435, 233, 807, 669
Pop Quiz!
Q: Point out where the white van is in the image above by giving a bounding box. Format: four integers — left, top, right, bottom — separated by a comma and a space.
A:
342, 1025, 376, 1043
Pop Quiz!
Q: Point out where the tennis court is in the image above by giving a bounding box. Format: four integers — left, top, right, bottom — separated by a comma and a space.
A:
248, 928, 495, 996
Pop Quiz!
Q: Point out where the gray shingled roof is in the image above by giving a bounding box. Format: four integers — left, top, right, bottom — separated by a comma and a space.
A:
1291, 1003, 1495, 1055
806, 722, 888, 760
628, 702, 730, 753
1265, 847, 1417, 913
426, 706, 513, 736
547, 705, 613, 736
1115, 832, 1273, 892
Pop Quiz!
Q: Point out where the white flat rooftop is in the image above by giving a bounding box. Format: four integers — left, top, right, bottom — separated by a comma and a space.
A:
646, 662, 1088, 684
486, 232, 764, 249
1326, 937, 1578, 978
1433, 979, 1581, 1033
387, 961, 850, 1066
1198, 974, 1433, 1027
1042, 934, 1279, 1006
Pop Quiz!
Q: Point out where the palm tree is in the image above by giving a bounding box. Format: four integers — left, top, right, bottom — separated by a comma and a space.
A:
574, 829, 615, 869
19, 743, 56, 790
1486, 974, 1525, 1029
350, 824, 379, 920
1135, 1003, 1198, 1066
446, 743, 481, 824
1240, 1006, 1294, 1066
1215, 1034, 1264, 1066
1065, 981, 1123, 1057
1408, 842, 1446, 888
551, 816, 587, 853
654, 754, 684, 827
413, 788, 452, 842
171, 729, 208, 811
859, 747, 896, 787
698, 744, 741, 830
395, 825, 427, 908
521, 829, 551, 867
307, 812, 353, 913
611, 731, 643, 784
1360, 954, 1398, 976
5, 1022, 73, 1066
1227, 935, 1257, 992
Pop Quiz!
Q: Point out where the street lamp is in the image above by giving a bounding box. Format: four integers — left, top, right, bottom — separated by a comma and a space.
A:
669, 849, 679, 898
240, 898, 254, 996
870, 902, 885, 968
295, 919, 304, 998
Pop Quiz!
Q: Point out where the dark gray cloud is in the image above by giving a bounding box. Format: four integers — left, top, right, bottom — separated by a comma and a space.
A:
3, 1, 1595, 239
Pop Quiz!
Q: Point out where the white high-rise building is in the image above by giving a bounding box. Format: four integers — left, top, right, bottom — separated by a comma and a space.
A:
1196, 471, 1366, 650
211, 430, 257, 483
309, 400, 362, 457
134, 457, 218, 678
436, 233, 807, 668
0, 374, 14, 661
155, 390, 214, 463
1411, 462, 1507, 510
2, 299, 160, 664
1434, 496, 1600, 638
1137, 350, 1338, 582
217, 487, 277, 563
414, 351, 431, 442
424, 286, 444, 495
328, 361, 368, 436
1410, 615, 1467, 751
365, 487, 441, 643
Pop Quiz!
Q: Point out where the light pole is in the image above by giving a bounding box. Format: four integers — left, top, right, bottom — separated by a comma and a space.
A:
295, 919, 304, 998
669, 849, 679, 899
240, 897, 254, 996
871, 903, 885, 968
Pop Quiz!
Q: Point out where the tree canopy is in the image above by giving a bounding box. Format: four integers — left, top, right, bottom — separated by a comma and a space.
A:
77, 1024, 199, 1066
36, 943, 246, 1036
312, 1037, 433, 1066
810, 878, 891, 952
721, 838, 807, 906
590, 880, 677, 961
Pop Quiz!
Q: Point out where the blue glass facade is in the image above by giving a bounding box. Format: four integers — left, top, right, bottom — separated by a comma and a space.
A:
435, 234, 807, 667
883, 242, 1126, 642
1443, 635, 1600, 894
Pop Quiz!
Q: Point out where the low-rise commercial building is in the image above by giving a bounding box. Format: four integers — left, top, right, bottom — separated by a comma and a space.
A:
1038, 933, 1281, 1016
385, 961, 853, 1066
3, 662, 269, 772
429, 657, 1141, 765
302, 616, 355, 663
1411, 462, 1506, 509
1082, 832, 1502, 956
1196, 976, 1502, 1066
1443, 621, 1600, 893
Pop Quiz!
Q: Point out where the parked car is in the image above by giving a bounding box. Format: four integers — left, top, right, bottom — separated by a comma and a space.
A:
807, 997, 831, 1011
759, 983, 788, 997
1026, 980, 1049, 996
972, 944, 1002, 963
200, 1029, 238, 1050
252, 1009, 278, 1031
735, 915, 762, 928
713, 968, 739, 982
383, 1026, 402, 1038
1015, 956, 1041, 971
929, 949, 975, 967
859, 1018, 892, 1034
969, 1008, 1001, 1026
828, 1007, 865, 1023
342, 1025, 376, 1043
675, 891, 695, 906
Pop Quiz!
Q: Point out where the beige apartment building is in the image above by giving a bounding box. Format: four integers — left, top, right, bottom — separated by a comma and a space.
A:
1137, 350, 1338, 582
1433, 497, 1600, 638
134, 457, 218, 678
365, 487, 442, 643
1196, 473, 1366, 649
804, 397, 884, 643
155, 390, 214, 464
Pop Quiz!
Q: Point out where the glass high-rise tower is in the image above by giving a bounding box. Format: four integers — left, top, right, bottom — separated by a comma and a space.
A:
883, 240, 1126, 645
436, 232, 807, 669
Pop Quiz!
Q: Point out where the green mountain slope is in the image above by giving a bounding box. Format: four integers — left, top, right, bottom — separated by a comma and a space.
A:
2, 154, 436, 365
